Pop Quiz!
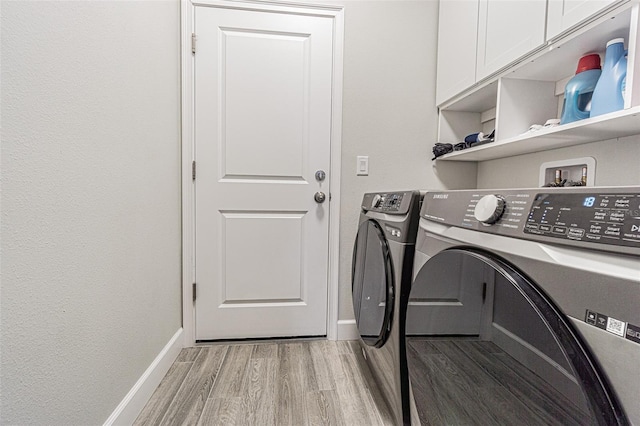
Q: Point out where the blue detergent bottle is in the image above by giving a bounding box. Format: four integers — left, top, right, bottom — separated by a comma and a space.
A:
590, 38, 628, 117
560, 53, 601, 124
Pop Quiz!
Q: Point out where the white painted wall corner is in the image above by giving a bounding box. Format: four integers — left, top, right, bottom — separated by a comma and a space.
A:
103, 328, 184, 426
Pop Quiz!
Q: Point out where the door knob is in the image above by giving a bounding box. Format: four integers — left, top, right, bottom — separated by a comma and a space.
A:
314, 192, 326, 203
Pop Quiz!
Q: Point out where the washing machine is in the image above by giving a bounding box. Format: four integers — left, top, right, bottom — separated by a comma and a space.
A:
405, 187, 640, 425
352, 190, 422, 426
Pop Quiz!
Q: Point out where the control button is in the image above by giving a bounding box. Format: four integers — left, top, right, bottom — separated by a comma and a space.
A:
568, 228, 585, 239
589, 224, 602, 234
615, 198, 630, 208
387, 226, 401, 238
609, 211, 626, 222
525, 223, 539, 230
604, 227, 621, 237
474, 194, 506, 224
539, 225, 552, 232
593, 210, 607, 221
552, 226, 567, 235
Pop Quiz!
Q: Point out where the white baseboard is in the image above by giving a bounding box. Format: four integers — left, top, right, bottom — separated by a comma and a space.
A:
104, 328, 184, 426
336, 319, 359, 341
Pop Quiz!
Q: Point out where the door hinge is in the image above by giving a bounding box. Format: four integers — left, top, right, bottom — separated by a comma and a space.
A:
192, 160, 196, 180
192, 282, 197, 302
191, 33, 196, 54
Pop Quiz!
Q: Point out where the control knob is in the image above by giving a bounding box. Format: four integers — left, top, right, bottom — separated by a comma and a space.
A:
474, 194, 506, 224
371, 194, 384, 208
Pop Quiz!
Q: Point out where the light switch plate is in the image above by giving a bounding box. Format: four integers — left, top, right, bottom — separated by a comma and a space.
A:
357, 156, 369, 176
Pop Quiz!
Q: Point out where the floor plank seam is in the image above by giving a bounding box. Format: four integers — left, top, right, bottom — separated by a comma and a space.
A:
155, 354, 199, 426
197, 346, 232, 426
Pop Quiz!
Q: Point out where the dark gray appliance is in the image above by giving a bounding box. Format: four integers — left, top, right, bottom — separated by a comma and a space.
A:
406, 187, 640, 425
352, 190, 422, 426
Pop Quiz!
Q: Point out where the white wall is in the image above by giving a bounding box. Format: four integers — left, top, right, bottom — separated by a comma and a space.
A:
0, 1, 182, 424
477, 135, 640, 188
336, 0, 477, 320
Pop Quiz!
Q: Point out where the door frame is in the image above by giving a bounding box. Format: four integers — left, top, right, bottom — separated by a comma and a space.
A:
180, 0, 344, 346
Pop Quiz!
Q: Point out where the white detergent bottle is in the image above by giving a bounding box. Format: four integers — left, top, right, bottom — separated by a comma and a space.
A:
590, 38, 628, 117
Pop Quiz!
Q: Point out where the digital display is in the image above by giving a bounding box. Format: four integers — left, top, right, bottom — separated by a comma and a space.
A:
583, 196, 596, 207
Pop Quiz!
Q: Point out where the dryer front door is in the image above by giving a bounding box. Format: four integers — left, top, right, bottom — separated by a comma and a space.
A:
352, 218, 394, 348
405, 248, 627, 425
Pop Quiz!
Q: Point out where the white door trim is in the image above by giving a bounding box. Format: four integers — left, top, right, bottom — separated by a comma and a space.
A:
180, 0, 344, 345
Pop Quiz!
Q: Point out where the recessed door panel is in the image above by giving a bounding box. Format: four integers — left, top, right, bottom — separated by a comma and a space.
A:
221, 29, 309, 180
221, 212, 304, 303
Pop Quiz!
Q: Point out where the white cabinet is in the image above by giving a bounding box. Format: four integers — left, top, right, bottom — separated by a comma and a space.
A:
435, 0, 627, 105
547, 0, 623, 40
436, 0, 547, 105
436, 2, 640, 161
435, 0, 479, 106
476, 0, 547, 81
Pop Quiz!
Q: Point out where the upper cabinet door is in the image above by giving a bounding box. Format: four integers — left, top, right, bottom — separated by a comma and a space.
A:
547, 0, 622, 39
476, 0, 547, 81
436, 0, 479, 106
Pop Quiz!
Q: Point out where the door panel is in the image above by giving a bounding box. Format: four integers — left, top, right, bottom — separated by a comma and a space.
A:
221, 212, 304, 303
435, 0, 479, 105
476, 0, 546, 80
351, 219, 394, 347
406, 248, 626, 426
547, 0, 620, 40
221, 29, 308, 179
194, 6, 333, 340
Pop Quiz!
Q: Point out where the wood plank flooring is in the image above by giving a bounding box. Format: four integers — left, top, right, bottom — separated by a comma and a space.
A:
134, 340, 394, 426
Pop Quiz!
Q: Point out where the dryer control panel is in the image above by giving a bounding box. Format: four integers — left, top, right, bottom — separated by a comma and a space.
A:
362, 191, 411, 214
422, 187, 640, 254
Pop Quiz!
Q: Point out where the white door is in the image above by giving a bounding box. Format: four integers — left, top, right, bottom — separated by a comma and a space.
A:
193, 5, 334, 340
435, 0, 479, 105
547, 0, 621, 40
476, 0, 547, 80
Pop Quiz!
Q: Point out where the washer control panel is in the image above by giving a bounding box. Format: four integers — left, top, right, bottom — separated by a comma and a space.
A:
422, 187, 640, 253
524, 192, 640, 248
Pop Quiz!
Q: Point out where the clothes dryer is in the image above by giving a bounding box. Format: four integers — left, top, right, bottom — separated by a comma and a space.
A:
406, 187, 640, 425
352, 190, 422, 426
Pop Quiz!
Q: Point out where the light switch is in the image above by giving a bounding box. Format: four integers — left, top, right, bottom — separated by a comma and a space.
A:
357, 156, 369, 176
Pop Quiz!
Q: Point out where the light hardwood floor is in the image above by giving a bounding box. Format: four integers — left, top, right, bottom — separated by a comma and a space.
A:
134, 340, 394, 426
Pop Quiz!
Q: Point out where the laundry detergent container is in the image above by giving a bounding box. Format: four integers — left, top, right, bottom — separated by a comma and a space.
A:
590, 38, 628, 117
560, 54, 601, 124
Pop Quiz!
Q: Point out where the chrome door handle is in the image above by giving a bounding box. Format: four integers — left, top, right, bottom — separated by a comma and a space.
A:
314, 192, 326, 203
